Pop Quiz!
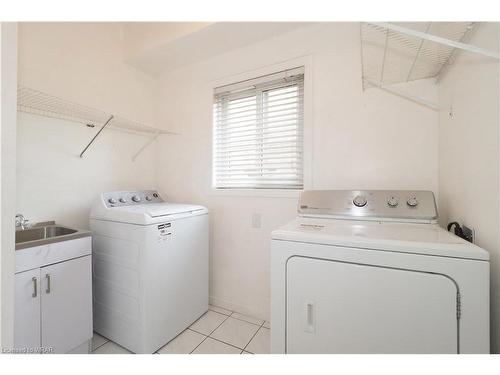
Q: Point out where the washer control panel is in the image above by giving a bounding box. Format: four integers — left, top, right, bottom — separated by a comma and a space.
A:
104, 190, 163, 208
298, 190, 437, 222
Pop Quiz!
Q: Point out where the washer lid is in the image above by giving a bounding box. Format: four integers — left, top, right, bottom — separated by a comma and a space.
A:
90, 199, 207, 225
272, 217, 489, 261
144, 203, 206, 217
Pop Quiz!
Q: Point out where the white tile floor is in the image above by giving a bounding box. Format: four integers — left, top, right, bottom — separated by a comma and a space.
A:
91, 305, 270, 354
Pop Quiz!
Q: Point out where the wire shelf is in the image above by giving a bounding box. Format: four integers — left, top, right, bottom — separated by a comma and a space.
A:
17, 85, 171, 135
361, 22, 477, 87
17, 85, 176, 160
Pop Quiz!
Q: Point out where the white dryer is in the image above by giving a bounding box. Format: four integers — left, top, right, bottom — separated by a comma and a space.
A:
90, 190, 208, 353
271, 190, 489, 354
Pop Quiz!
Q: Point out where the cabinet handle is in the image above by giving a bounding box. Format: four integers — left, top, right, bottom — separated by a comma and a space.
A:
45, 273, 51, 294
32, 277, 37, 298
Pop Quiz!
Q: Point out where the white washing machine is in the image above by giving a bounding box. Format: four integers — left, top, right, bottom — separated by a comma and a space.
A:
90, 190, 208, 353
271, 190, 490, 354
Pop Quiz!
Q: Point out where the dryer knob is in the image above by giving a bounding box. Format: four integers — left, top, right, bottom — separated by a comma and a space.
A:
132, 195, 141, 203
407, 196, 418, 207
145, 196, 152, 201
119, 198, 126, 203
353, 195, 367, 207
387, 196, 399, 207
108, 198, 117, 204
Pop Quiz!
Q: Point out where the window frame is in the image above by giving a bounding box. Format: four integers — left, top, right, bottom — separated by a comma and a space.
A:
210, 56, 312, 198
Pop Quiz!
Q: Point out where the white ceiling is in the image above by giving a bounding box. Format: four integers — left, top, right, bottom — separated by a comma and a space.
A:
121, 22, 213, 59
121, 22, 311, 75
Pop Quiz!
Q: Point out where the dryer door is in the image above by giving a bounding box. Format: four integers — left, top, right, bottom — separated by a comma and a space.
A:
286, 256, 458, 353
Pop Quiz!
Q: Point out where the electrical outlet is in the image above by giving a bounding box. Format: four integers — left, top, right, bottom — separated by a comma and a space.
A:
251, 213, 262, 229
462, 225, 475, 244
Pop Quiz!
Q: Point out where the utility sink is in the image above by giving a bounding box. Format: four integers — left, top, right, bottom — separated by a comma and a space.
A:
16, 225, 77, 243
15, 221, 91, 250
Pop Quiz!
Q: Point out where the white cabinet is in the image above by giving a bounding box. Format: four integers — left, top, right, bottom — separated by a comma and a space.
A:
286, 256, 458, 354
14, 269, 41, 350
14, 237, 92, 354
41, 256, 93, 353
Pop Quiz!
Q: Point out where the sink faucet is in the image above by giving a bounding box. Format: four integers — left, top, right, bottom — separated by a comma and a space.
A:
15, 214, 30, 230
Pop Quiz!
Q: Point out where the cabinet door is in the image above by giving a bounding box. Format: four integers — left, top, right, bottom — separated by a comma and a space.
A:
14, 269, 41, 350
286, 256, 458, 354
41, 255, 92, 353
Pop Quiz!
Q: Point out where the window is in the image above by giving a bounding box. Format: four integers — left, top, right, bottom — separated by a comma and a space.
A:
213, 67, 304, 190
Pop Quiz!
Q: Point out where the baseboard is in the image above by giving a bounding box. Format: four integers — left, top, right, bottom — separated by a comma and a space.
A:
209, 295, 269, 321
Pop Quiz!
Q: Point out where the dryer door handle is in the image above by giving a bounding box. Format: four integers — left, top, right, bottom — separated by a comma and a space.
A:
305, 301, 315, 333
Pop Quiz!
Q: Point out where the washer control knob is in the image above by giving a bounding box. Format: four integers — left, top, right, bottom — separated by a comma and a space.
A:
145, 196, 152, 201
108, 198, 117, 204
387, 196, 399, 207
353, 195, 367, 207
119, 198, 126, 203
407, 196, 418, 207
132, 195, 141, 203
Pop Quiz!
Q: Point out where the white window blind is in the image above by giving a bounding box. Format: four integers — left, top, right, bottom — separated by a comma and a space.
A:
213, 67, 304, 190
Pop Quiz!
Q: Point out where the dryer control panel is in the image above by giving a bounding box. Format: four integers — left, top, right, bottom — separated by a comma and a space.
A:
103, 190, 164, 208
298, 190, 437, 223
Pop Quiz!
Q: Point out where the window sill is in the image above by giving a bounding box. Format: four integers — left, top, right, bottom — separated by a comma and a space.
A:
209, 188, 301, 199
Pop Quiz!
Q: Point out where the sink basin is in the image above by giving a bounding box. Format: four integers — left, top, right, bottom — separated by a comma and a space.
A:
44, 225, 77, 238
15, 224, 83, 249
16, 225, 77, 244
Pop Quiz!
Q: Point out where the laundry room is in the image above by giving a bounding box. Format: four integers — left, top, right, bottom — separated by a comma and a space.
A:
1, 1, 500, 371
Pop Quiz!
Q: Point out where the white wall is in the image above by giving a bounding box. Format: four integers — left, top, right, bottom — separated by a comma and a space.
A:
16, 114, 157, 229
154, 23, 439, 320
18, 22, 156, 125
0, 22, 17, 350
438, 22, 500, 353
16, 23, 159, 229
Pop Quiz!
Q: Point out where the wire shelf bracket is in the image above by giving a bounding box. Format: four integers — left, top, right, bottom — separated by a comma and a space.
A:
79, 115, 114, 158
131, 130, 161, 162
